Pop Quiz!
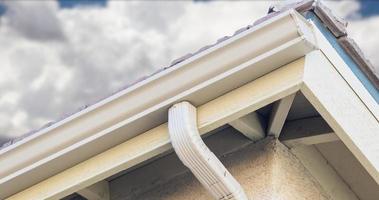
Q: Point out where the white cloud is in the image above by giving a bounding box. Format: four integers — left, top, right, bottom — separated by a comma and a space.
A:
0, 0, 377, 145
0, 1, 273, 144
324, 0, 379, 75
1, 1, 64, 41
347, 17, 379, 75
323, 0, 360, 19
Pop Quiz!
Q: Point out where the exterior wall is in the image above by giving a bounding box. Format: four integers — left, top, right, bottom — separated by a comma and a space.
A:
124, 138, 331, 200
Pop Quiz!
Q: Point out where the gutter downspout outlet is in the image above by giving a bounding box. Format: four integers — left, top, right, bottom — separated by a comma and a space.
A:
168, 102, 248, 200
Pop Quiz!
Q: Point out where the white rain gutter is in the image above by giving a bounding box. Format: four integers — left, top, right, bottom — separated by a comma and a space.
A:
1, 10, 316, 199
169, 102, 248, 200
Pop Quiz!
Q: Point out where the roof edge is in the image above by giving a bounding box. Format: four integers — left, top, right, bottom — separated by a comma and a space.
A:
275, 0, 379, 89
0, 10, 316, 198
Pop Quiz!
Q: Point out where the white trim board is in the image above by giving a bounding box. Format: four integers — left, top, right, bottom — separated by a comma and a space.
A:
301, 51, 379, 184
308, 20, 379, 120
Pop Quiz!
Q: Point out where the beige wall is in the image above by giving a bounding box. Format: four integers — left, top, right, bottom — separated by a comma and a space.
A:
127, 138, 331, 200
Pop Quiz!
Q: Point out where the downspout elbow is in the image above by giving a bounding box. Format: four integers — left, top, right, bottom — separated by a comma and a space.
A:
168, 101, 248, 200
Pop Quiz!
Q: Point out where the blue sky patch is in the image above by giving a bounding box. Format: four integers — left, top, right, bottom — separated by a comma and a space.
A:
0, 3, 6, 16
58, 0, 107, 9
358, 0, 379, 18
193, 0, 212, 2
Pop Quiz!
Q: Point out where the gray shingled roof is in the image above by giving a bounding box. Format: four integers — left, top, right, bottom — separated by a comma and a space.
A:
1, 0, 378, 149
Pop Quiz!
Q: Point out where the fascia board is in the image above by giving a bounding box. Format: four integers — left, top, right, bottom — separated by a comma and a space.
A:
0, 10, 316, 198
301, 51, 379, 184
307, 19, 379, 120
6, 57, 306, 200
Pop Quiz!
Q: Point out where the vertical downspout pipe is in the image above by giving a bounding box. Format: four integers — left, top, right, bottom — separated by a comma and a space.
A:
168, 102, 248, 200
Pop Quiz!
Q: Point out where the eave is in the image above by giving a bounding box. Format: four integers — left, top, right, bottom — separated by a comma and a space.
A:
7, 52, 308, 200
7, 48, 379, 200
2, 6, 379, 200
0, 10, 316, 199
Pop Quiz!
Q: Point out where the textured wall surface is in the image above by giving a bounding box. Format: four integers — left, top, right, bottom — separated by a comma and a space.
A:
128, 138, 331, 200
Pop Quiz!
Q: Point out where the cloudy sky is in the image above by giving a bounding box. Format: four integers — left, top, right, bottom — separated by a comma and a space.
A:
0, 0, 378, 145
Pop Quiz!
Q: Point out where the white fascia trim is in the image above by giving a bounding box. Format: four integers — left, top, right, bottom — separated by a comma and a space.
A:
301, 51, 379, 184
0, 9, 317, 194
169, 102, 248, 200
308, 20, 379, 120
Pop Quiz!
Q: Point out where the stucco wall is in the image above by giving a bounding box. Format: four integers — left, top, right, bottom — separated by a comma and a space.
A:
126, 138, 331, 200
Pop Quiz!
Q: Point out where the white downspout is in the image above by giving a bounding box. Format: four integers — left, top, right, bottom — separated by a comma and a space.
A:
168, 102, 248, 200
